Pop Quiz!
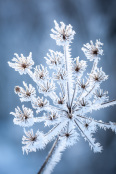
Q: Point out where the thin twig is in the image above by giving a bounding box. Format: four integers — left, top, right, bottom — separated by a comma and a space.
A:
92, 99, 116, 111
45, 105, 67, 113
45, 124, 61, 136
85, 84, 95, 98
72, 83, 95, 111
101, 99, 116, 106
59, 83, 65, 97
76, 115, 110, 125
86, 59, 98, 86
74, 119, 94, 147
72, 93, 82, 110
71, 83, 77, 108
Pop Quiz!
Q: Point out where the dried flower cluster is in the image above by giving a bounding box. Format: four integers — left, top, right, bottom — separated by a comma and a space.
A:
8, 20, 116, 174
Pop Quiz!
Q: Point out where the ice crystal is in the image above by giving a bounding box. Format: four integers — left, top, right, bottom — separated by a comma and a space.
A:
8, 20, 116, 174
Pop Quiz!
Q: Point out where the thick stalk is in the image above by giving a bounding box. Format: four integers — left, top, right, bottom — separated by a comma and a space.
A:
37, 137, 59, 174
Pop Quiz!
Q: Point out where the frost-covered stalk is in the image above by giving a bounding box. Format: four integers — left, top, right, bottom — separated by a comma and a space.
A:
38, 137, 66, 174
38, 137, 59, 174
64, 44, 73, 110
64, 45, 70, 108
8, 20, 116, 174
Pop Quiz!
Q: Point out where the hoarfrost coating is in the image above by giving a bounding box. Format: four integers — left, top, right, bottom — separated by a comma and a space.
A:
8, 21, 116, 174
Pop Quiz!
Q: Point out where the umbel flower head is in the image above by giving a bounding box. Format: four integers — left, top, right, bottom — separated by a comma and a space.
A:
8, 21, 116, 174
10, 105, 34, 127
50, 20, 76, 46
8, 52, 34, 75
81, 40, 104, 61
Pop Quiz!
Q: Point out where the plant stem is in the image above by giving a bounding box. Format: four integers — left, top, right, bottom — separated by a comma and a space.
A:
71, 83, 77, 108
72, 59, 98, 110
74, 119, 94, 148
64, 45, 71, 109
37, 137, 59, 174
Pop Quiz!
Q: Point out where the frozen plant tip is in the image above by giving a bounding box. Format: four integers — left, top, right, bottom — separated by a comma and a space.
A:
8, 20, 116, 174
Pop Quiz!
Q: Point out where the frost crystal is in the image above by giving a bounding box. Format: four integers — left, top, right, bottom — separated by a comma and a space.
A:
9, 21, 116, 174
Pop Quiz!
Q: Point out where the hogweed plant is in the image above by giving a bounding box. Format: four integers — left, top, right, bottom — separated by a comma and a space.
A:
8, 21, 116, 174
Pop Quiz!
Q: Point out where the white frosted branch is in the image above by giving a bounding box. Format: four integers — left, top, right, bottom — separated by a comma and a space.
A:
45, 121, 68, 144
74, 119, 102, 153
92, 100, 116, 111
86, 59, 98, 85
71, 83, 77, 108
76, 115, 111, 129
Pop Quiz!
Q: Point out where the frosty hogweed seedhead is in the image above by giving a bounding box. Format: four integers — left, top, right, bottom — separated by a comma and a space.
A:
8, 20, 116, 174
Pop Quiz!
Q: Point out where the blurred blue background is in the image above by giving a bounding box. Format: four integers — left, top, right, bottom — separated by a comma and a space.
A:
0, 0, 116, 174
